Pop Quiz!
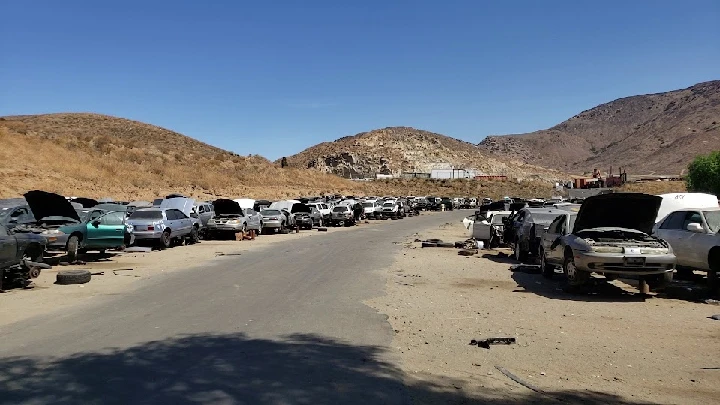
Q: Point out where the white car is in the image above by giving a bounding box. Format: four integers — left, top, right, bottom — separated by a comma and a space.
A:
361, 200, 379, 219
653, 207, 720, 285
307, 202, 332, 221
472, 211, 511, 245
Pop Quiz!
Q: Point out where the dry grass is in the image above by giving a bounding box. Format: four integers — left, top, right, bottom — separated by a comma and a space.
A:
0, 114, 559, 201
618, 180, 687, 195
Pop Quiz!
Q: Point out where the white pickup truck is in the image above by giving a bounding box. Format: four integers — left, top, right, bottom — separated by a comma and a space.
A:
654, 207, 720, 286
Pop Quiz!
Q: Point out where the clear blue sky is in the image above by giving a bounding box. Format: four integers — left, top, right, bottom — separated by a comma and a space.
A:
2, 1, 718, 160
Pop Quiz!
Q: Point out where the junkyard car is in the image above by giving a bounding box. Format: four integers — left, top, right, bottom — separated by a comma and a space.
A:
542, 193, 675, 290
653, 207, 720, 286
307, 202, 332, 222
127, 205, 199, 248
260, 209, 289, 233
472, 211, 511, 248
21, 191, 129, 261
308, 206, 324, 227
0, 224, 48, 289
0, 199, 35, 230
206, 199, 250, 238
362, 201, 379, 219
511, 207, 569, 262
380, 201, 402, 219
331, 205, 355, 226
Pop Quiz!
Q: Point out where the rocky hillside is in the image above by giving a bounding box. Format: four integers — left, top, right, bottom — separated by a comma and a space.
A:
283, 127, 561, 181
478, 80, 720, 175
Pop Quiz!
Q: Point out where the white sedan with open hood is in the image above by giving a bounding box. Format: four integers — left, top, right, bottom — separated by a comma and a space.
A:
541, 193, 676, 292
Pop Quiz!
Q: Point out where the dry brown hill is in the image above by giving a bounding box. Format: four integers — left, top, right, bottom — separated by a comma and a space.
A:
0, 113, 567, 201
283, 126, 562, 181
0, 113, 367, 200
478, 80, 720, 175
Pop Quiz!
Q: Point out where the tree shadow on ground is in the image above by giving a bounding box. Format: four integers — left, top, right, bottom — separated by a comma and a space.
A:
0, 333, 651, 405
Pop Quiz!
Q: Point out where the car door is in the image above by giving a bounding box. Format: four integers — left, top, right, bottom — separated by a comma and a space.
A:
544, 215, 566, 265
0, 225, 16, 267
247, 208, 260, 228
472, 215, 491, 240
164, 209, 179, 234
682, 211, 710, 268
655, 211, 690, 266
173, 209, 192, 235
87, 211, 126, 248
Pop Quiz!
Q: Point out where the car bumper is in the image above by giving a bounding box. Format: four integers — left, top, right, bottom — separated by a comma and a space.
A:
263, 220, 283, 229
45, 234, 70, 250
574, 252, 675, 275
133, 231, 164, 240
207, 224, 244, 232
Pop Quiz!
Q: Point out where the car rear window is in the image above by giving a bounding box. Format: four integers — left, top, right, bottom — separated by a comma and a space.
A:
261, 210, 281, 216
333, 207, 348, 212
362, 203, 374, 207
129, 210, 163, 220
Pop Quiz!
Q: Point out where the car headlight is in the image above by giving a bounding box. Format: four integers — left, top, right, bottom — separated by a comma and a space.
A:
227, 219, 239, 224
41, 229, 65, 236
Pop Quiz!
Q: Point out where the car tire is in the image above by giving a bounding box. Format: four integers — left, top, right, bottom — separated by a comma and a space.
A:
56, 269, 91, 285
188, 227, 200, 244
563, 254, 590, 288
66, 235, 80, 263
160, 230, 171, 249
647, 271, 673, 290
540, 247, 554, 279
514, 240, 527, 263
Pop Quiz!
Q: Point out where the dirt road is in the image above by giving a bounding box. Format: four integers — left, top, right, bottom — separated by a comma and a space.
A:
368, 218, 720, 404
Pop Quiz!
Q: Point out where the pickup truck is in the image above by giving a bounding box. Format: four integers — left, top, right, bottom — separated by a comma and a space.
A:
653, 207, 720, 287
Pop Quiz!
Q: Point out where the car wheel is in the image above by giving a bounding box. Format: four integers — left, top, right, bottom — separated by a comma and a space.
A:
563, 254, 589, 287
647, 271, 673, 290
540, 247, 554, 279
513, 240, 527, 263
160, 230, 171, 249
66, 235, 80, 263
188, 226, 200, 244
279, 222, 285, 232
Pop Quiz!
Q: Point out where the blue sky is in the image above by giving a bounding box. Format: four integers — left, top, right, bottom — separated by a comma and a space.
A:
1, 1, 718, 160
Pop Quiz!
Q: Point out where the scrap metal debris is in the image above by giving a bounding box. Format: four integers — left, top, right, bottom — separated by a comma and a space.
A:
470, 337, 516, 349
495, 366, 544, 393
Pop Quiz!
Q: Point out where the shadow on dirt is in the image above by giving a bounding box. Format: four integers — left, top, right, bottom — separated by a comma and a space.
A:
481, 252, 516, 264
0, 333, 648, 405
510, 265, 649, 303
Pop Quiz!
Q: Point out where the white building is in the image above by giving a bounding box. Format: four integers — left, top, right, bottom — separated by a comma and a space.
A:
430, 169, 478, 179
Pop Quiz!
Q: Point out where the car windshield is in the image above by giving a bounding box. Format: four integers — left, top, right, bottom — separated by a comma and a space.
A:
704, 211, 720, 233
128, 210, 163, 220
261, 210, 281, 216
0, 208, 11, 220
332, 207, 347, 212
531, 213, 564, 224
491, 214, 509, 224
75, 209, 90, 222
362, 203, 374, 207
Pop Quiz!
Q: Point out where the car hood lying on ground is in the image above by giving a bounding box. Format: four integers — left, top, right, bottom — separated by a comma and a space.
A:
573, 193, 662, 235
213, 199, 243, 216
24, 190, 81, 222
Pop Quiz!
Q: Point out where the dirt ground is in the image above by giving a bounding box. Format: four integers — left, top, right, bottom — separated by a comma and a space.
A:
367, 219, 720, 405
0, 224, 363, 327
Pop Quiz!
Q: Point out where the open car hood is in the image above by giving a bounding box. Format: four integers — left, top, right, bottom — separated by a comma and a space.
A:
213, 199, 242, 216
24, 190, 81, 222
573, 193, 662, 235
160, 197, 196, 217
233, 199, 255, 210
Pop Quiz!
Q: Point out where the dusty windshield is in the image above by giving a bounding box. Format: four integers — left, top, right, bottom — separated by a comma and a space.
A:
531, 213, 564, 224
704, 211, 720, 233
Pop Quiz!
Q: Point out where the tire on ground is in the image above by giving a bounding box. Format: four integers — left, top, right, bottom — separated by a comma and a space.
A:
56, 270, 92, 285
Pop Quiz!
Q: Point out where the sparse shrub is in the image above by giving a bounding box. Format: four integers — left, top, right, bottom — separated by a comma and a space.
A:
686, 151, 720, 196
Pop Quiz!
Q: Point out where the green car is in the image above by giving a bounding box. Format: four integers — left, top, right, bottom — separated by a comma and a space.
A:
23, 191, 132, 262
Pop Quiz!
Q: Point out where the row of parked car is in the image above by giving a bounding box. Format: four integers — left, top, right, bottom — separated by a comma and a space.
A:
1, 191, 449, 290
464, 192, 720, 293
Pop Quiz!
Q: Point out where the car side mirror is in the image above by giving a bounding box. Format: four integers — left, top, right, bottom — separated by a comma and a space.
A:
686, 223, 704, 233
92, 220, 100, 228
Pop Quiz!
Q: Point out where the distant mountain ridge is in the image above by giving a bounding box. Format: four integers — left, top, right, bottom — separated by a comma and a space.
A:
477, 80, 720, 175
